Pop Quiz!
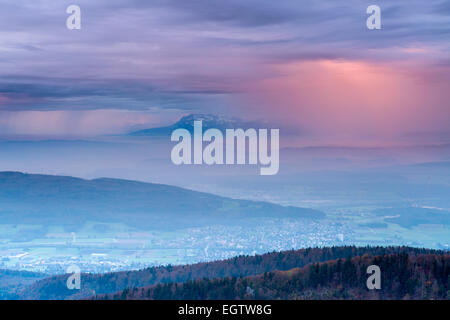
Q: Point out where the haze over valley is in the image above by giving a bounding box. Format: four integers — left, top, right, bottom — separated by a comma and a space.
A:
0, 115, 448, 275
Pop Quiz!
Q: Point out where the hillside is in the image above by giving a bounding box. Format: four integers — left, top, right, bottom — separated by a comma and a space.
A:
20, 246, 442, 300
0, 172, 324, 230
373, 207, 450, 228
99, 252, 449, 300
0, 270, 47, 300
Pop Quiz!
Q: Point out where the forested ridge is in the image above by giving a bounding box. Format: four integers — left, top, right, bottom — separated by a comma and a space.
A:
22, 246, 444, 300
96, 252, 450, 300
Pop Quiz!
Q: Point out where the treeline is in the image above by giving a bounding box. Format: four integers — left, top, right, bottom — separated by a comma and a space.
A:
0, 270, 47, 300
98, 253, 450, 300
21, 246, 444, 299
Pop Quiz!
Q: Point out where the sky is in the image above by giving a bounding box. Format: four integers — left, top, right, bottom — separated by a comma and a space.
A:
0, 0, 449, 144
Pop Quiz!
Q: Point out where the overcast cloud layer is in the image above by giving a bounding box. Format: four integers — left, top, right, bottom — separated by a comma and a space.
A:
0, 1, 449, 140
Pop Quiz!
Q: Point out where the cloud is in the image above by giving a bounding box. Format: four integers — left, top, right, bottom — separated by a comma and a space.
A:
0, 0, 448, 140
0, 109, 167, 137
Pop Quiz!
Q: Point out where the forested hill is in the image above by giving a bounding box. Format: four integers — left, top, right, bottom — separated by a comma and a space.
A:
98, 252, 449, 300
0, 270, 47, 300
21, 246, 443, 300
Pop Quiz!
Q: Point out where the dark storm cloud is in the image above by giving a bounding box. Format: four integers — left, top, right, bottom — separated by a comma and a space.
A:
0, 0, 448, 113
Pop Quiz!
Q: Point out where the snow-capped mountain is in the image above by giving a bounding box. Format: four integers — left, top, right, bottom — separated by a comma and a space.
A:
129, 114, 266, 136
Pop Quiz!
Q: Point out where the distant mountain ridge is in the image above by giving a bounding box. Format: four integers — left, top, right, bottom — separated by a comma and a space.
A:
0, 172, 324, 230
129, 114, 267, 136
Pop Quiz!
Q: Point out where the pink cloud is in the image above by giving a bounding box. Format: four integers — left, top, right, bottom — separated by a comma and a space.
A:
0, 109, 162, 137
239, 59, 450, 144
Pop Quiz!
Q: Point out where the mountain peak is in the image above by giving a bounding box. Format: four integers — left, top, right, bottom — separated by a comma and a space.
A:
129, 113, 262, 136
